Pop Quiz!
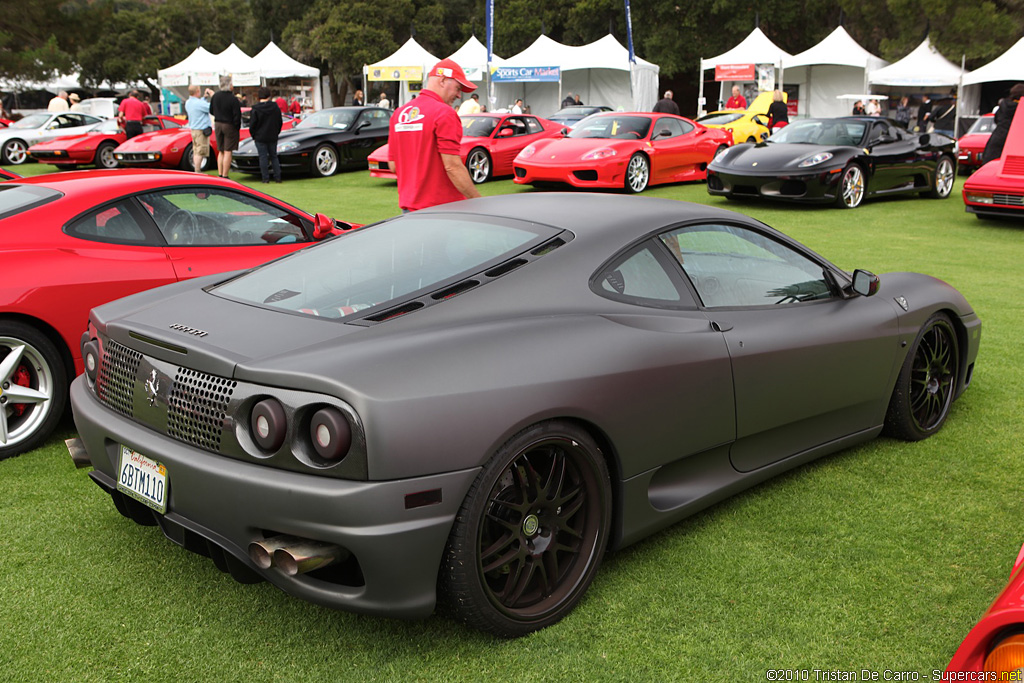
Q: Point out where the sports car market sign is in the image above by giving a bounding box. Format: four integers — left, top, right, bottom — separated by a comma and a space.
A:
490, 66, 561, 83
715, 64, 755, 81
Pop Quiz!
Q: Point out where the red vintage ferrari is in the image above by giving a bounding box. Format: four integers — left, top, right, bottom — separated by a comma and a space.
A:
0, 169, 352, 459
28, 115, 182, 169
513, 112, 732, 193
963, 104, 1024, 219
368, 112, 564, 183
957, 113, 995, 175
946, 542, 1024, 674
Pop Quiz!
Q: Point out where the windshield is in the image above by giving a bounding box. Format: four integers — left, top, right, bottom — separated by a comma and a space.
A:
568, 115, 651, 140
296, 109, 358, 131
11, 114, 50, 129
212, 214, 557, 319
463, 117, 498, 138
95, 120, 122, 133
967, 116, 995, 135
698, 112, 743, 126
768, 119, 867, 146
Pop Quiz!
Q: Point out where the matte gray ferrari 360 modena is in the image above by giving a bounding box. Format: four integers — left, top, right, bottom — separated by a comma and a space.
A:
69, 193, 981, 637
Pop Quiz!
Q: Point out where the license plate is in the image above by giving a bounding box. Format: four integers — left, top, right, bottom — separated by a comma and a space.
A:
117, 445, 169, 514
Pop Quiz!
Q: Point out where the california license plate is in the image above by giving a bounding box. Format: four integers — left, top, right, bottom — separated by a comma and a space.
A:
117, 445, 169, 514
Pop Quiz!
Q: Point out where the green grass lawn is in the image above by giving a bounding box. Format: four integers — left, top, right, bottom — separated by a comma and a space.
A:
2, 159, 1021, 682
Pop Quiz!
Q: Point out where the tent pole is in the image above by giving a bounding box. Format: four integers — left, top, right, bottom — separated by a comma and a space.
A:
955, 54, 964, 137
697, 60, 704, 117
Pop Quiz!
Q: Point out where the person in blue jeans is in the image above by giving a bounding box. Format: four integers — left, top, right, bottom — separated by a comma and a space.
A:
248, 86, 283, 183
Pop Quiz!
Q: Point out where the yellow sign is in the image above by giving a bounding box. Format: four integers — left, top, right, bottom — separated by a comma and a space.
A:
368, 66, 423, 82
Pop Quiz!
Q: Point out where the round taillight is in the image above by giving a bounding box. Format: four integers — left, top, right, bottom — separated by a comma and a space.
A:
984, 633, 1024, 674
82, 340, 100, 381
309, 407, 351, 461
251, 398, 286, 451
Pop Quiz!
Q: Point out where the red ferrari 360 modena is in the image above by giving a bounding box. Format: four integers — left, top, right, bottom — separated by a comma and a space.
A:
368, 112, 564, 184
28, 115, 182, 169
963, 104, 1024, 219
512, 112, 732, 193
0, 169, 352, 459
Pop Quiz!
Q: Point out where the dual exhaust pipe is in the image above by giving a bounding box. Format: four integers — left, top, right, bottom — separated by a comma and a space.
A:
248, 536, 347, 576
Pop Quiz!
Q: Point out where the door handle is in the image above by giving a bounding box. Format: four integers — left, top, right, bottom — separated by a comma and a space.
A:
710, 320, 733, 332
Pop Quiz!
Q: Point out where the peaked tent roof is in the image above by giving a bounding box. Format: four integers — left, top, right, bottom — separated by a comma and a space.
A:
500, 35, 574, 68
215, 43, 259, 73
785, 26, 887, 70
501, 34, 657, 72
253, 42, 319, 78
701, 28, 792, 70
368, 37, 440, 70
447, 35, 504, 80
158, 47, 220, 80
962, 35, 1024, 86
868, 37, 964, 87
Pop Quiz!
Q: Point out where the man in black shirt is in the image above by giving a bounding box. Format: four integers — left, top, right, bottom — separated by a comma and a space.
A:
652, 90, 680, 116
249, 87, 283, 183
209, 77, 242, 178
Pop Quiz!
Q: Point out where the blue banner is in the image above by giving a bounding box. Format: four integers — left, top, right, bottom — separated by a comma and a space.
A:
624, 0, 636, 63
490, 66, 561, 83
486, 0, 494, 65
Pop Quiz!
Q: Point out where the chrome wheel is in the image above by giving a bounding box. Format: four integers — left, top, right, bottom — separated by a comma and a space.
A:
625, 153, 649, 193
836, 164, 864, 209
929, 157, 955, 199
467, 148, 491, 183
3, 139, 28, 165
443, 421, 610, 636
96, 141, 118, 169
313, 145, 338, 177
0, 324, 66, 459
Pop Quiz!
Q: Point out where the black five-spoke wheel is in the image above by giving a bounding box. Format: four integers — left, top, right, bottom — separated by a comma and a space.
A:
884, 313, 960, 441
443, 421, 611, 637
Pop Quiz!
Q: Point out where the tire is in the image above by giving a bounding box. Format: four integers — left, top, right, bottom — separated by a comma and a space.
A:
94, 141, 118, 169
835, 164, 864, 209
746, 136, 756, 143
466, 147, 491, 184
926, 156, 955, 199
442, 420, 611, 637
0, 321, 68, 460
312, 144, 339, 177
2, 139, 29, 165
883, 313, 959, 441
624, 153, 649, 193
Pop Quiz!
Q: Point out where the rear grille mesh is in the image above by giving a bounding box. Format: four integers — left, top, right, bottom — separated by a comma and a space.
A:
97, 339, 141, 418
167, 369, 237, 452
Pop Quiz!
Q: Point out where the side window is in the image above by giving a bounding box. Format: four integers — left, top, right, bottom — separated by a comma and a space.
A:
525, 117, 543, 134
661, 224, 833, 308
66, 201, 149, 243
596, 244, 681, 303
139, 188, 310, 246
653, 118, 685, 140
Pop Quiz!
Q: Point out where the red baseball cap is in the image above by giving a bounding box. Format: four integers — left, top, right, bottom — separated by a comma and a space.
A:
430, 59, 477, 92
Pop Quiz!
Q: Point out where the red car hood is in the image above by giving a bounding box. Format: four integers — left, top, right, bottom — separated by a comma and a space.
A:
526, 137, 642, 162
958, 132, 990, 151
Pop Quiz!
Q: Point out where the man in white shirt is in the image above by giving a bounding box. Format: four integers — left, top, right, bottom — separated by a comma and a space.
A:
511, 98, 524, 114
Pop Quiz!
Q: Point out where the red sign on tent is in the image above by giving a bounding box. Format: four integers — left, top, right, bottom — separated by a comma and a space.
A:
715, 64, 755, 81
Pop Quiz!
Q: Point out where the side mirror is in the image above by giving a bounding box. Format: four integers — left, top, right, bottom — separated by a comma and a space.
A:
355, 120, 371, 133
851, 269, 880, 297
653, 129, 671, 139
560, 127, 569, 136
497, 127, 514, 137
313, 213, 336, 240
918, 133, 930, 146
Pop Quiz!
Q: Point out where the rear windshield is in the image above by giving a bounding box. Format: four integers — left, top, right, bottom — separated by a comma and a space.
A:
967, 117, 995, 134
698, 112, 743, 126
0, 185, 63, 220
212, 213, 558, 319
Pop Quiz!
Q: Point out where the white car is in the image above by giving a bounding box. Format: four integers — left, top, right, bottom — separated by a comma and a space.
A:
0, 111, 106, 164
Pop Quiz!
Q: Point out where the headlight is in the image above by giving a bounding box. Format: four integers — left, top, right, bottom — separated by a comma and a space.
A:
798, 152, 834, 168
517, 143, 537, 160
308, 407, 352, 461
713, 147, 734, 164
582, 147, 616, 161
278, 141, 300, 153
966, 192, 994, 204
984, 633, 1024, 674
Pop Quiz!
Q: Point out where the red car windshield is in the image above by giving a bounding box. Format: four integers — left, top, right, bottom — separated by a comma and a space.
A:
568, 116, 651, 140
463, 117, 498, 138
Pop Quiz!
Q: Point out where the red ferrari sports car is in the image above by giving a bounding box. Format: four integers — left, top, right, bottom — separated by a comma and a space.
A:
0, 169, 352, 459
963, 104, 1024, 219
116, 118, 296, 171
957, 113, 995, 175
28, 115, 182, 169
946, 542, 1024, 674
368, 112, 564, 183
513, 112, 732, 193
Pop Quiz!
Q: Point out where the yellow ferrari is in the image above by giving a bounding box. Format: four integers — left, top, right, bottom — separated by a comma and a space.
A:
696, 91, 785, 145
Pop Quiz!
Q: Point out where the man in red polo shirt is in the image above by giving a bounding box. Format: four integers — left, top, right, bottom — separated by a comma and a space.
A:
388, 59, 481, 211
117, 90, 152, 139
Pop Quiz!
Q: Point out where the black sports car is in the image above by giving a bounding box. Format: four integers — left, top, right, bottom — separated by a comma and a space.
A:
706, 117, 958, 208
232, 106, 391, 178
68, 194, 980, 637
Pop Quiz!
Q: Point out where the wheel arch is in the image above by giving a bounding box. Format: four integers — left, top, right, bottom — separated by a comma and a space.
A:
938, 306, 975, 400
0, 312, 76, 383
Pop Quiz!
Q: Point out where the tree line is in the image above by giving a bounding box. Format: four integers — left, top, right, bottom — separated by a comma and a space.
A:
3, 0, 1022, 106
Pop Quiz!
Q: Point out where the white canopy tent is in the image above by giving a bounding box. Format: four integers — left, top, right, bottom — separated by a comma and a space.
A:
252, 42, 322, 110
868, 37, 964, 88
960, 36, 1024, 116
447, 35, 504, 85
363, 37, 439, 109
699, 28, 792, 115
494, 34, 659, 116
782, 27, 888, 118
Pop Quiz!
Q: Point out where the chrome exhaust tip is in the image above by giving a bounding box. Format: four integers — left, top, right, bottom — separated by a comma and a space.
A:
273, 541, 346, 576
248, 535, 301, 569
